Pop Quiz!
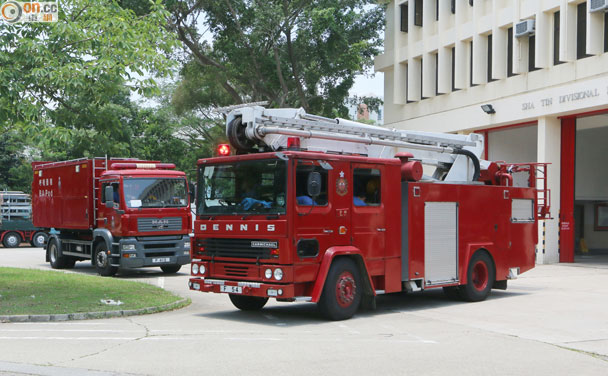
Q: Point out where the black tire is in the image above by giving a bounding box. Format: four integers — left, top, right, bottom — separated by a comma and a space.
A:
160, 265, 181, 274
229, 294, 269, 311
64, 257, 76, 269
48, 238, 66, 269
2, 232, 22, 248
318, 258, 363, 321
31, 232, 48, 248
94, 242, 118, 277
460, 251, 496, 302
442, 286, 462, 300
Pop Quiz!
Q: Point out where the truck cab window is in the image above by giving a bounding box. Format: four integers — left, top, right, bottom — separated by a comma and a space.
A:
353, 168, 381, 206
296, 162, 328, 206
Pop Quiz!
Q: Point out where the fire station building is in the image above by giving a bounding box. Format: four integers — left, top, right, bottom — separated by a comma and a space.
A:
375, 0, 608, 264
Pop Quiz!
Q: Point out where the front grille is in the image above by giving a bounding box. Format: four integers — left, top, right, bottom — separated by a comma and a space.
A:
145, 251, 174, 257
143, 243, 177, 249
221, 265, 250, 277
137, 217, 182, 232
198, 238, 272, 259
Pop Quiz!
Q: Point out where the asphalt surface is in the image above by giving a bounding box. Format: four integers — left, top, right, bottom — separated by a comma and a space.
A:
1, 247, 608, 375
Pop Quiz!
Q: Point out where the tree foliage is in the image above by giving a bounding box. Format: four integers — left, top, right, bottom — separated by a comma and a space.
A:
168, 0, 384, 117
0, 0, 178, 135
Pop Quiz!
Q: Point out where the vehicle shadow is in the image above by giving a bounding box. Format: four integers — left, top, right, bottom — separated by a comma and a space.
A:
195, 288, 531, 327
61, 261, 189, 280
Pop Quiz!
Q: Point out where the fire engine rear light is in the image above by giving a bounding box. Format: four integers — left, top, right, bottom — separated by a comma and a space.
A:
217, 144, 231, 156
192, 264, 199, 275
264, 269, 272, 279
273, 268, 283, 281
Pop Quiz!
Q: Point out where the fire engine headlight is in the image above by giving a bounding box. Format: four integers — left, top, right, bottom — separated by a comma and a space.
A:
192, 264, 199, 275
199, 264, 206, 275
122, 244, 136, 251
273, 268, 283, 281
264, 268, 272, 279
184, 241, 191, 249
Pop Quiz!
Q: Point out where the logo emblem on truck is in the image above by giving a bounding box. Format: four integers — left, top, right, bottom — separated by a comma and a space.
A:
251, 241, 278, 248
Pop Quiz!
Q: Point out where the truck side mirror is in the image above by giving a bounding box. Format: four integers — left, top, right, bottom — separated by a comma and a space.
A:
104, 186, 114, 208
307, 172, 322, 198
189, 182, 196, 204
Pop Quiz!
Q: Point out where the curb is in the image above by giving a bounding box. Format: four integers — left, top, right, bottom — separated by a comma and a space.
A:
0, 298, 190, 323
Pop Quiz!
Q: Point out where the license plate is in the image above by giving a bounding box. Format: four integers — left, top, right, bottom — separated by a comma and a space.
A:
220, 285, 242, 294
152, 257, 170, 263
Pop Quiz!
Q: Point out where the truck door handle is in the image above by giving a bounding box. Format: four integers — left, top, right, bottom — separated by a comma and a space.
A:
323, 229, 334, 234
377, 228, 386, 232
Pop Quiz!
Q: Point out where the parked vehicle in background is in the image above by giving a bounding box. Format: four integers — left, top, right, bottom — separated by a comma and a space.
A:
31, 158, 192, 276
0, 191, 48, 248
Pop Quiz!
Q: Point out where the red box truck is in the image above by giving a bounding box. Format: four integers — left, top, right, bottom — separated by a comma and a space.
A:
32, 157, 192, 276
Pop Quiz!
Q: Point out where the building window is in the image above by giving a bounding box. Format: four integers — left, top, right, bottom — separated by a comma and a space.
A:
577, 2, 590, 59
400, 4, 408, 33
436, 0, 439, 21
420, 57, 426, 99
451, 46, 459, 92
604, 11, 608, 53
414, 0, 423, 27
487, 34, 495, 82
554, 11, 563, 65
507, 27, 515, 77
470, 41, 477, 87
435, 53, 439, 95
595, 204, 608, 231
451, 0, 456, 14
529, 35, 538, 72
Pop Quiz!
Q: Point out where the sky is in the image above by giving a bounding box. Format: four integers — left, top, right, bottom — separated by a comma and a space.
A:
350, 71, 384, 99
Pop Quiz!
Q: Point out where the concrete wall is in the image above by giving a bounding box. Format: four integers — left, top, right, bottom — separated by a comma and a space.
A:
488, 125, 538, 187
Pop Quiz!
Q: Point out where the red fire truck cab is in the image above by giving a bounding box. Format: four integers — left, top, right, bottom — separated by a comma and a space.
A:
189, 150, 543, 320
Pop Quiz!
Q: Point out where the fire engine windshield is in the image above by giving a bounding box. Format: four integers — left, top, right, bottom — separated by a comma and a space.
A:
197, 159, 287, 215
123, 178, 188, 208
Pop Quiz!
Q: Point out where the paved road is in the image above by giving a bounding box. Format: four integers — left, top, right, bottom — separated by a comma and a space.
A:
1, 247, 608, 375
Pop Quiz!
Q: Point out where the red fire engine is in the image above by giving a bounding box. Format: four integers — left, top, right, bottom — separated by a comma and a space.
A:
188, 105, 550, 320
32, 158, 192, 276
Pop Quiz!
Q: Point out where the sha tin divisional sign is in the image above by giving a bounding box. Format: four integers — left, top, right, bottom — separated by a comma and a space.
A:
521, 87, 606, 111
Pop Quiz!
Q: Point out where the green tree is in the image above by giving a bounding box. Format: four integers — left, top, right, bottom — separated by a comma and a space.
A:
0, 0, 178, 137
167, 0, 384, 117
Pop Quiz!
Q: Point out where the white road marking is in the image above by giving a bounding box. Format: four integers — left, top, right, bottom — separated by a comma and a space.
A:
0, 329, 143, 333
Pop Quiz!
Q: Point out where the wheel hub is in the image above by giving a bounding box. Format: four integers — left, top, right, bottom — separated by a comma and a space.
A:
96, 251, 108, 267
335, 271, 356, 308
50, 245, 57, 263
472, 261, 489, 291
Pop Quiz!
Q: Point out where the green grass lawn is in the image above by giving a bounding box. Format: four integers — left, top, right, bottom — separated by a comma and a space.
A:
0, 267, 189, 315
